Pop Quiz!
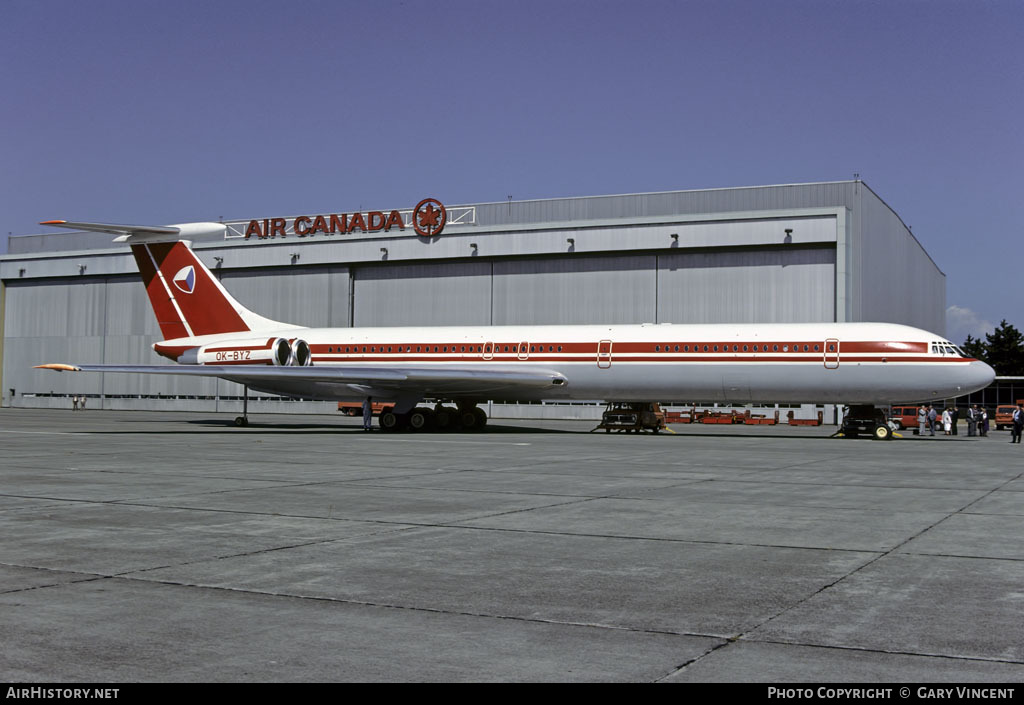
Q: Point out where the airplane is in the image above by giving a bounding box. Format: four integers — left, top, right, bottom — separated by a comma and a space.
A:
35, 220, 996, 438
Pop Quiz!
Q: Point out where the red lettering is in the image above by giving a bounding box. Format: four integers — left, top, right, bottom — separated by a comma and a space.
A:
384, 210, 404, 230
367, 211, 385, 232
348, 212, 367, 233
311, 215, 328, 235
330, 214, 347, 234
244, 220, 262, 239
246, 203, 435, 243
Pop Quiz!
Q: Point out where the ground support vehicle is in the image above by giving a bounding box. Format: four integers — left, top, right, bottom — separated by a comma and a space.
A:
995, 402, 1023, 430
839, 405, 895, 440
593, 403, 667, 433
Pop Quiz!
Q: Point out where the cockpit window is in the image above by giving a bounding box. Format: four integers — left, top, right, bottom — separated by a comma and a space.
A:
932, 342, 966, 357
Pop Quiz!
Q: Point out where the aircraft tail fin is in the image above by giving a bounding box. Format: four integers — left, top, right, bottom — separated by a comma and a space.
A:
41, 220, 296, 339
131, 241, 296, 339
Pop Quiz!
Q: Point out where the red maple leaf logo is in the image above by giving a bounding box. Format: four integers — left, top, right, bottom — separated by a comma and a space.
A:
413, 198, 447, 237
417, 204, 439, 230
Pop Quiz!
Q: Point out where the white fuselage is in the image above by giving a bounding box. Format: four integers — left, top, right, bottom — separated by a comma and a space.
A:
157, 321, 995, 405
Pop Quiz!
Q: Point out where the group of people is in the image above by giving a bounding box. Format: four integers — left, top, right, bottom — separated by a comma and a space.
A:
917, 404, 961, 436
70, 395, 87, 411
965, 404, 987, 437
915, 403, 1024, 441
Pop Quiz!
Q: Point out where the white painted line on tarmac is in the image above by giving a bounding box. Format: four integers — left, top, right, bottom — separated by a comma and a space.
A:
0, 429, 94, 436
344, 438, 531, 447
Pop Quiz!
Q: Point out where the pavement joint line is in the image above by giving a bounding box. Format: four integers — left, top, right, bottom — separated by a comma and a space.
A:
120, 524, 425, 574
738, 636, 1024, 667
657, 640, 734, 682
674, 476, 1017, 491
895, 550, 1024, 562
429, 523, 891, 555
0, 429, 97, 436
588, 492, 992, 515
960, 509, 1024, 517
93, 573, 736, 645
672, 470, 1024, 675
106, 482, 633, 505
7, 491, 965, 555
88, 494, 600, 528
63, 466, 497, 485
12, 492, 1021, 558
0, 564, 113, 595
331, 479, 699, 499
661, 636, 1024, 680
344, 437, 536, 446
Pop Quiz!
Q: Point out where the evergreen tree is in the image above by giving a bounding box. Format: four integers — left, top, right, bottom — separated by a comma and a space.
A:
984, 320, 1024, 376
962, 334, 988, 362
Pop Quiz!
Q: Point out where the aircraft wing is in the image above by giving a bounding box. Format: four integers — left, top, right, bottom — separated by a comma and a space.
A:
34, 363, 567, 397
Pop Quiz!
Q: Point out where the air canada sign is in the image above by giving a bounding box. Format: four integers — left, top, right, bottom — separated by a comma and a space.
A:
243, 198, 447, 240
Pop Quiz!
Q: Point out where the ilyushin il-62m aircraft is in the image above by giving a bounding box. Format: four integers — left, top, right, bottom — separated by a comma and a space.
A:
36, 220, 995, 438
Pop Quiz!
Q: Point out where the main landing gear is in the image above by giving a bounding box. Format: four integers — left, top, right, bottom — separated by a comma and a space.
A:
234, 385, 250, 427
378, 403, 488, 433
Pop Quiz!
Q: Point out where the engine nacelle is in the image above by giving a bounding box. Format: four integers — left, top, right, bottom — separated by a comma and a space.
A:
271, 337, 291, 366
290, 339, 312, 366
179, 337, 313, 366
180, 337, 288, 366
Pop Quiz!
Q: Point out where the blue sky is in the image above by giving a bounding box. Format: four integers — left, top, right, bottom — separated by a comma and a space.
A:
2, 0, 1021, 343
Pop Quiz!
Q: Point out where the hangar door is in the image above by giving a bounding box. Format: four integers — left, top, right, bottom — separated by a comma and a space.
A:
353, 261, 491, 327
657, 247, 836, 324
492, 255, 657, 326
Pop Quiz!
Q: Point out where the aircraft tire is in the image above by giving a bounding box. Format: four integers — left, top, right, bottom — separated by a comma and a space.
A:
234, 416, 248, 427
472, 407, 487, 429
379, 409, 402, 433
408, 408, 434, 432
458, 409, 481, 432
433, 408, 454, 431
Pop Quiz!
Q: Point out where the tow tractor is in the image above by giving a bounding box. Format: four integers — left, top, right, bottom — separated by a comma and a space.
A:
592, 402, 667, 433
838, 405, 897, 440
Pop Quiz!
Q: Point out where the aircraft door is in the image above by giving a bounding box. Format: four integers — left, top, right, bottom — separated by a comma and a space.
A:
598, 339, 612, 369
824, 338, 839, 369
518, 342, 530, 360
483, 342, 494, 361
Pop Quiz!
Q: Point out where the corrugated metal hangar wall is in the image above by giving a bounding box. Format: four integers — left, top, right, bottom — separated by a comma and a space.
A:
0, 181, 945, 409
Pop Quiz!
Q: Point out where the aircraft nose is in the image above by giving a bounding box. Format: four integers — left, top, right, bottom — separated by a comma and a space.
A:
964, 360, 996, 394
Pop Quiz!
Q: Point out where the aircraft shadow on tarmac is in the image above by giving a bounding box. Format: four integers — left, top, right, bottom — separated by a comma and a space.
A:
80, 417, 849, 439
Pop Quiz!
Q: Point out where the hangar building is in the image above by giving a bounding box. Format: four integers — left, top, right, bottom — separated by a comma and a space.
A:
0, 181, 945, 415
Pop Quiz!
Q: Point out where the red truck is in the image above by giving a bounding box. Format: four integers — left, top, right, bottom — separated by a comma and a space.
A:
995, 401, 1024, 430
338, 401, 389, 416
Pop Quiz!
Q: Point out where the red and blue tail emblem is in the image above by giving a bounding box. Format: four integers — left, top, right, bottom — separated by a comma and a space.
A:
172, 265, 196, 294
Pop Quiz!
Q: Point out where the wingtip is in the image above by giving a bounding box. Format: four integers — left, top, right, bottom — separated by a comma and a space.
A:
34, 363, 81, 372
39, 220, 68, 225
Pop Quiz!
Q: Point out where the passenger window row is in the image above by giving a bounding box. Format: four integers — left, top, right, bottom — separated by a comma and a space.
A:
317, 342, 832, 354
